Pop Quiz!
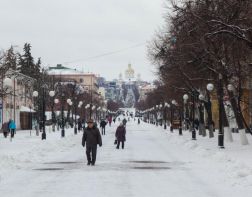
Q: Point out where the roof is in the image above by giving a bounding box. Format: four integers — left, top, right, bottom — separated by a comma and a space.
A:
140, 85, 155, 90
20, 106, 36, 113
47, 64, 99, 78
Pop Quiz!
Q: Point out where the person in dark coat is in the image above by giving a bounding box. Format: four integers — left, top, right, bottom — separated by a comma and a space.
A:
122, 118, 127, 127
2, 122, 9, 138
82, 119, 102, 166
115, 123, 126, 149
100, 119, 107, 135
7, 119, 11, 133
78, 119, 82, 131
138, 118, 140, 124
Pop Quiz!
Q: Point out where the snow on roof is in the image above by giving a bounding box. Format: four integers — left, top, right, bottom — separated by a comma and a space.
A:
48, 68, 98, 76
20, 106, 36, 113
48, 68, 84, 75
140, 85, 155, 90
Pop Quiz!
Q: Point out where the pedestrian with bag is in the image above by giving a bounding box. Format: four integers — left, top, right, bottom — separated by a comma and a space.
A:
82, 119, 102, 166
115, 123, 126, 149
100, 119, 107, 135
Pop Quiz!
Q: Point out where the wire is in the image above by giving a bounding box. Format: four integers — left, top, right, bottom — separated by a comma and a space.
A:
63, 42, 146, 64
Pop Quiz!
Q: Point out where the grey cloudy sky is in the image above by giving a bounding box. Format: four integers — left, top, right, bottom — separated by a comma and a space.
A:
0, 0, 166, 81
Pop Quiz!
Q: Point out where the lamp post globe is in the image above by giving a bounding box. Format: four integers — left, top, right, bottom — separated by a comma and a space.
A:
49, 90, 55, 97
207, 83, 214, 92
67, 98, 71, 104
54, 98, 59, 104
3, 77, 12, 88
227, 84, 234, 92
199, 94, 204, 100
183, 94, 189, 101
33, 91, 39, 98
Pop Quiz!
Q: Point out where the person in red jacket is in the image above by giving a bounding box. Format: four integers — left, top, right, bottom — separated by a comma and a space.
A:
115, 123, 126, 149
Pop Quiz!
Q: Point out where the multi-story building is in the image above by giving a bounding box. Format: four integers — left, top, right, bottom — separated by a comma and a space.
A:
139, 84, 155, 101
48, 64, 99, 95
1, 70, 35, 130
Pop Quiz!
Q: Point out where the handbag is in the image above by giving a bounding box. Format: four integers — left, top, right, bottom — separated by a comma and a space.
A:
114, 139, 117, 145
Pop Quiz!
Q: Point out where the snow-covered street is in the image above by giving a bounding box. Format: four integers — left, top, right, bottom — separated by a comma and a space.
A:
1, 119, 252, 197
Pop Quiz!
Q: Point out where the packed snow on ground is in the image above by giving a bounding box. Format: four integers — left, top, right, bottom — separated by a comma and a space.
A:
0, 116, 252, 197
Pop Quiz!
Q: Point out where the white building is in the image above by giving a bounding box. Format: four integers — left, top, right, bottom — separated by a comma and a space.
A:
0, 70, 35, 130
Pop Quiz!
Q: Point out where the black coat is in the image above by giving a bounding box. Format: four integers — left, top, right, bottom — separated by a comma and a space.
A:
122, 119, 127, 125
82, 127, 102, 147
100, 120, 107, 128
116, 126, 126, 142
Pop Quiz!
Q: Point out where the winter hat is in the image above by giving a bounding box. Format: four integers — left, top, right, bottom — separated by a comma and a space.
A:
87, 119, 94, 123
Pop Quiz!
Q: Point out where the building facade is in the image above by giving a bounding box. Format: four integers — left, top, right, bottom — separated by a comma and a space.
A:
1, 70, 35, 130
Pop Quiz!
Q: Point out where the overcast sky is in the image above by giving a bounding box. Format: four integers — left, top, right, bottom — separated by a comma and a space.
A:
0, 0, 166, 81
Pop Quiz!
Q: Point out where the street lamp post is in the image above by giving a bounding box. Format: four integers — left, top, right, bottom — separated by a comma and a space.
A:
170, 100, 176, 133
218, 74, 224, 148
73, 98, 78, 135
32, 90, 39, 135
49, 90, 56, 132
155, 105, 159, 126
164, 102, 169, 129
92, 105, 96, 120
183, 94, 189, 131
198, 94, 206, 136
206, 83, 214, 138
33, 87, 55, 140
61, 92, 65, 138
177, 101, 183, 136
191, 90, 196, 140
41, 86, 47, 140
159, 104, 163, 126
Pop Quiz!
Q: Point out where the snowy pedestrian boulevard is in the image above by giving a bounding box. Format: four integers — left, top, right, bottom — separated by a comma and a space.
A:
1, 120, 252, 197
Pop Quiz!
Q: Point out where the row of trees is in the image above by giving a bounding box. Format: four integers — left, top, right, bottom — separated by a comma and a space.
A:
144, 0, 252, 133
0, 43, 46, 92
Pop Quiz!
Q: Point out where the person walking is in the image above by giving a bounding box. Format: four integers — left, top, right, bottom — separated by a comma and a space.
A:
115, 123, 126, 149
82, 119, 102, 166
122, 118, 127, 127
78, 119, 82, 132
2, 122, 9, 138
9, 119, 16, 138
100, 119, 107, 135
7, 119, 11, 133
138, 118, 140, 124
108, 116, 112, 126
